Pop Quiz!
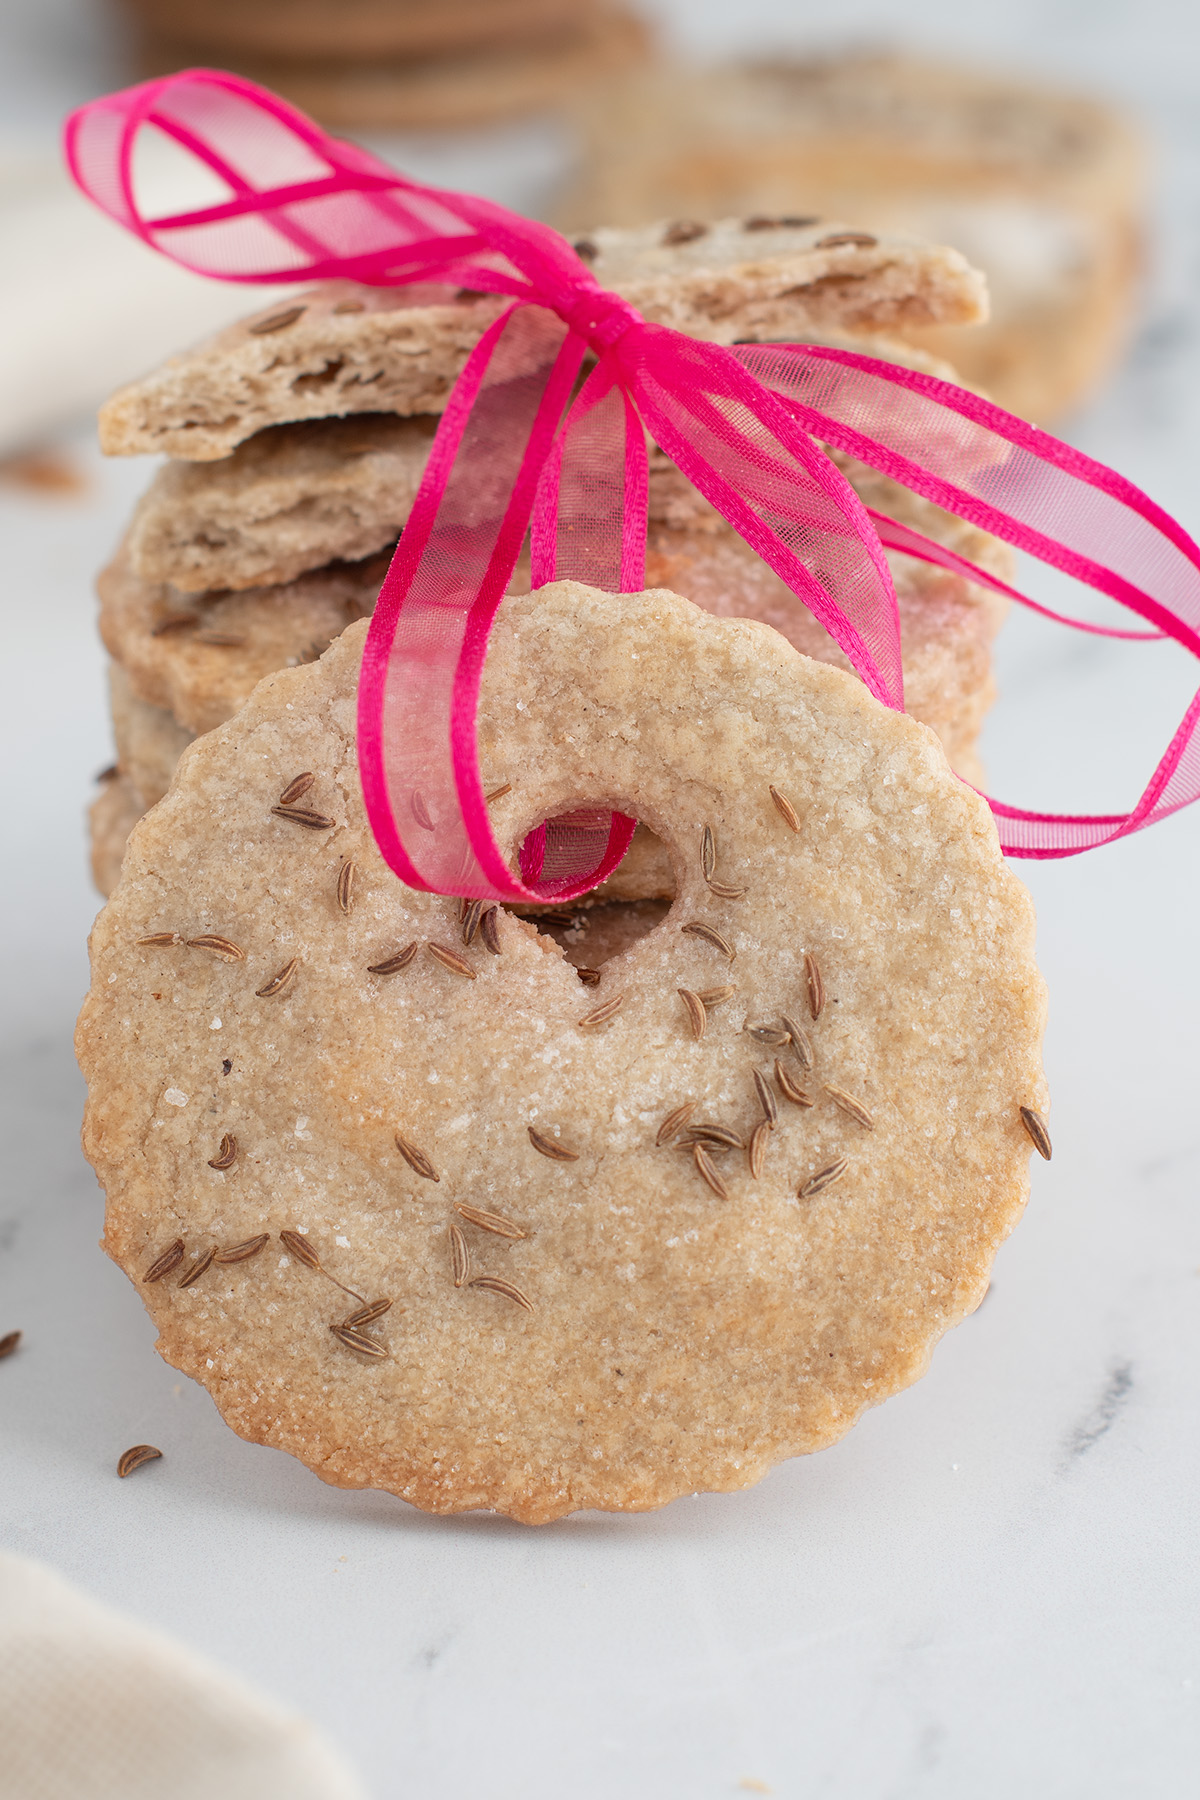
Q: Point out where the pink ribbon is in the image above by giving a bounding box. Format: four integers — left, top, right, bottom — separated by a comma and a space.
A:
65, 69, 1200, 892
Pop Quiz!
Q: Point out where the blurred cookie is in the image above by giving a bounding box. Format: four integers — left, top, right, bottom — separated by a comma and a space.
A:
99, 224, 985, 461
120, 0, 595, 60
134, 6, 650, 133
77, 584, 1047, 1522
564, 54, 1144, 420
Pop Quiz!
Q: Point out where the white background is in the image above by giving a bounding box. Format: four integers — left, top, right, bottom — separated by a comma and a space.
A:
2, 3, 1199, 1797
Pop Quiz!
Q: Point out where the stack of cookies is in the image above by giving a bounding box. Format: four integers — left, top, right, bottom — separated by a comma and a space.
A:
117, 0, 650, 131
78, 210, 1053, 1524
565, 52, 1145, 421
92, 217, 1014, 913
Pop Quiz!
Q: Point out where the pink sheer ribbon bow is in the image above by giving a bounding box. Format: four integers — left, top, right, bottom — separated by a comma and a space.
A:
65, 70, 1200, 893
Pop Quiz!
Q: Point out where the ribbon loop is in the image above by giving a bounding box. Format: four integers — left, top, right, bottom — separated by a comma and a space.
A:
64, 68, 1200, 879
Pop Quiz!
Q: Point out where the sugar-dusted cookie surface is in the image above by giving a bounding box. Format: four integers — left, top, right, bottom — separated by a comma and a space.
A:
78, 583, 1045, 1522
98, 225, 985, 461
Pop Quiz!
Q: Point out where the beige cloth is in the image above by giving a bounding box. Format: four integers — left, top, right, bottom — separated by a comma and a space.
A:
0, 1553, 367, 1800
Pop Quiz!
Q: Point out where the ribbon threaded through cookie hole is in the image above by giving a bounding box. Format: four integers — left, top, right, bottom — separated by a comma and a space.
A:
510, 820, 676, 977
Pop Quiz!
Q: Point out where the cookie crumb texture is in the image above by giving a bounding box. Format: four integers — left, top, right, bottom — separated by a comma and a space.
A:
77, 585, 1046, 1523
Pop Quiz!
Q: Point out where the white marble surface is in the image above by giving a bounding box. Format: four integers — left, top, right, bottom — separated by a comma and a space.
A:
2, 4, 1200, 1797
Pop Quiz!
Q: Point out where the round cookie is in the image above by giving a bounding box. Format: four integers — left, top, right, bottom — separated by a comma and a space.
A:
77, 583, 1046, 1523
109, 664, 197, 808
135, 7, 649, 134
121, 0, 593, 61
97, 548, 390, 736
88, 771, 143, 898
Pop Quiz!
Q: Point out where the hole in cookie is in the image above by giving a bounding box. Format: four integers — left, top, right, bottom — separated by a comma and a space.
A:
518, 896, 675, 978
509, 822, 676, 980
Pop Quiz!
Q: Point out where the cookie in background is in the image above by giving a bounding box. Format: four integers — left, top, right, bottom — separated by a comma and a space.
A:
116, 0, 652, 131
562, 52, 1146, 422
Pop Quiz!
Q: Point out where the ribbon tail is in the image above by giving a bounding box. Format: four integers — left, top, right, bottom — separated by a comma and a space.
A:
866, 510, 1167, 642
984, 676, 1200, 855
732, 341, 1200, 856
